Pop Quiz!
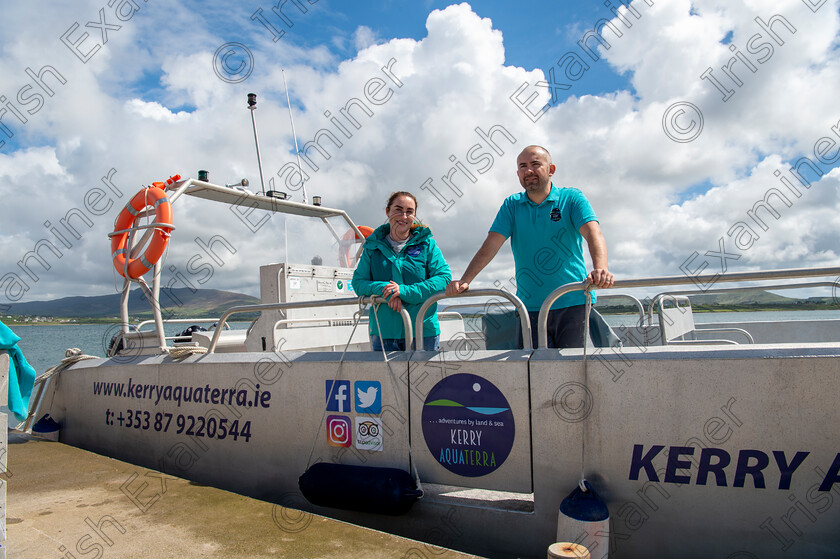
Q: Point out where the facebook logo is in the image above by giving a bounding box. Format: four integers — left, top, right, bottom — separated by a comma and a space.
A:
325, 380, 351, 412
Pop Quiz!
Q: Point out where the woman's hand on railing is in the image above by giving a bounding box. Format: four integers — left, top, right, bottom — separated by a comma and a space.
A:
387, 296, 403, 312
380, 281, 403, 311
382, 281, 400, 300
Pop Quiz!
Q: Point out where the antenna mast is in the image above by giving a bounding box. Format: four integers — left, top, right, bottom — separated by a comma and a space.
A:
282, 68, 308, 204
247, 93, 267, 196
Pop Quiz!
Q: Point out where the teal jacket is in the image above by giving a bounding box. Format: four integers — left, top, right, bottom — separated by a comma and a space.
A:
352, 223, 451, 340
1, 320, 37, 422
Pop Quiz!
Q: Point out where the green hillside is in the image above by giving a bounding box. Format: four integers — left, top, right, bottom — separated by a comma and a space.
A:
4, 288, 260, 322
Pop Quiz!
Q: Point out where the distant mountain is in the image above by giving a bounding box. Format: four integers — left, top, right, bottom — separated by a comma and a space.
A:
689, 291, 836, 307
688, 290, 796, 306
7, 288, 835, 320
597, 289, 835, 310
5, 288, 260, 319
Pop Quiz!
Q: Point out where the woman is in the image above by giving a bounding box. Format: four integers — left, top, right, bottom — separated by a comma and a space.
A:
352, 191, 451, 351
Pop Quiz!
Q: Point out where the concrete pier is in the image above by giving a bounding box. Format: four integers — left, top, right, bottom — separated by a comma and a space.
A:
4, 433, 477, 558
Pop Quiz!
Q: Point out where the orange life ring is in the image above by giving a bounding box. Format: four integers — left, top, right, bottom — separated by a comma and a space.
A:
341, 226, 373, 267
111, 185, 173, 279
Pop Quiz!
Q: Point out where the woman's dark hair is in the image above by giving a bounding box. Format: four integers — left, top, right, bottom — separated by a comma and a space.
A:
386, 191, 418, 211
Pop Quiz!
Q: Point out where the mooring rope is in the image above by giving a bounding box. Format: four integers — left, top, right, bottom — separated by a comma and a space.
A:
304, 302, 366, 471
369, 302, 424, 494
580, 287, 593, 491
169, 346, 208, 360
18, 348, 99, 431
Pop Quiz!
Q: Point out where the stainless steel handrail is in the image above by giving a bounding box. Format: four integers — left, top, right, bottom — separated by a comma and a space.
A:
537, 266, 840, 349
207, 296, 411, 353
656, 295, 755, 344
273, 316, 364, 328
440, 302, 513, 312
414, 289, 533, 350
360, 295, 413, 351
646, 280, 840, 326
436, 312, 465, 321
167, 177, 367, 261
131, 318, 232, 344
136, 317, 223, 331
127, 176, 368, 353
107, 221, 177, 237
595, 294, 646, 327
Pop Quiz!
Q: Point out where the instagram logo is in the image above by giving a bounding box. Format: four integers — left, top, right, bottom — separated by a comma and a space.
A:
327, 415, 351, 447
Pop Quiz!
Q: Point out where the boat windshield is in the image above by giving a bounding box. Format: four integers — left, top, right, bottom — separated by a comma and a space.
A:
171, 178, 365, 269
285, 213, 365, 268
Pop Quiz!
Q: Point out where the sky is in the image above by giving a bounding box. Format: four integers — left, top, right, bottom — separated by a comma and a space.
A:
1, 0, 839, 309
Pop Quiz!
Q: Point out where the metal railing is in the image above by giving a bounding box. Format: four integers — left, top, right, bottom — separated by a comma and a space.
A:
114, 176, 368, 355
646, 280, 840, 326
538, 266, 840, 349
414, 289, 533, 351
272, 316, 365, 329
136, 318, 222, 330
436, 311, 465, 321
207, 296, 411, 353
595, 294, 646, 327
132, 318, 228, 343
656, 295, 754, 345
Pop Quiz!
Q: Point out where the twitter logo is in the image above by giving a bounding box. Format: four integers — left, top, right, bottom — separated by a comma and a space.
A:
355, 381, 382, 414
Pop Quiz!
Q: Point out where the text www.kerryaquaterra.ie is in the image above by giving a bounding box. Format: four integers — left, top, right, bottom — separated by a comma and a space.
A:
92, 377, 272, 409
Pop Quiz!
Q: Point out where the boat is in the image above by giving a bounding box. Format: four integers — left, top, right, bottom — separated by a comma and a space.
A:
18, 170, 840, 558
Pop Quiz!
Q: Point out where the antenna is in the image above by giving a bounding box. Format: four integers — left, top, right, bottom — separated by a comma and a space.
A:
282, 69, 308, 204
247, 93, 267, 196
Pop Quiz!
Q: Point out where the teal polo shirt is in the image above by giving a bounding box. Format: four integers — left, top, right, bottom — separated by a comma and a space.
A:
490, 184, 598, 311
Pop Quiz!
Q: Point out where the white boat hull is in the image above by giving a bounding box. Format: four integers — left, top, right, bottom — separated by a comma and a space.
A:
41, 343, 840, 558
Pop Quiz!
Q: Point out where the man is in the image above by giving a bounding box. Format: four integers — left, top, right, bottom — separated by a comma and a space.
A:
445, 145, 614, 348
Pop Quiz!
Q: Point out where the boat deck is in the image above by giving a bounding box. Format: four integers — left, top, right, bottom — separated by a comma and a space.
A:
4, 433, 477, 559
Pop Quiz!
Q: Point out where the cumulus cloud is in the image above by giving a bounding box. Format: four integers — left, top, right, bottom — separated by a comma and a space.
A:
1, 0, 838, 309
353, 26, 378, 51
125, 99, 192, 122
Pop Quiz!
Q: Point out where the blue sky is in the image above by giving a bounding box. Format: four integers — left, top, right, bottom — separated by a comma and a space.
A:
1, 0, 839, 305
281, 1, 630, 91
108, 1, 633, 117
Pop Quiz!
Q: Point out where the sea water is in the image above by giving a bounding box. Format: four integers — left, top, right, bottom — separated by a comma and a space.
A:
460, 309, 840, 339
604, 308, 840, 327
8, 322, 252, 375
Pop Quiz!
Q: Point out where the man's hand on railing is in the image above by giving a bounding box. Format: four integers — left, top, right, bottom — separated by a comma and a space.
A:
587, 269, 614, 289
445, 280, 469, 296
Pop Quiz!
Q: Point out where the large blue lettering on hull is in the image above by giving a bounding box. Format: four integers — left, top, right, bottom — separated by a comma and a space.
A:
629, 444, 840, 491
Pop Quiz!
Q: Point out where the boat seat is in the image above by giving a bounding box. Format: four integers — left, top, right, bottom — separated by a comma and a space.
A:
657, 296, 754, 345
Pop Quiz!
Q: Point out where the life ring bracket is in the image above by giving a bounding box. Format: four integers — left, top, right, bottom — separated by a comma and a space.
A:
110, 184, 174, 279
107, 221, 177, 238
